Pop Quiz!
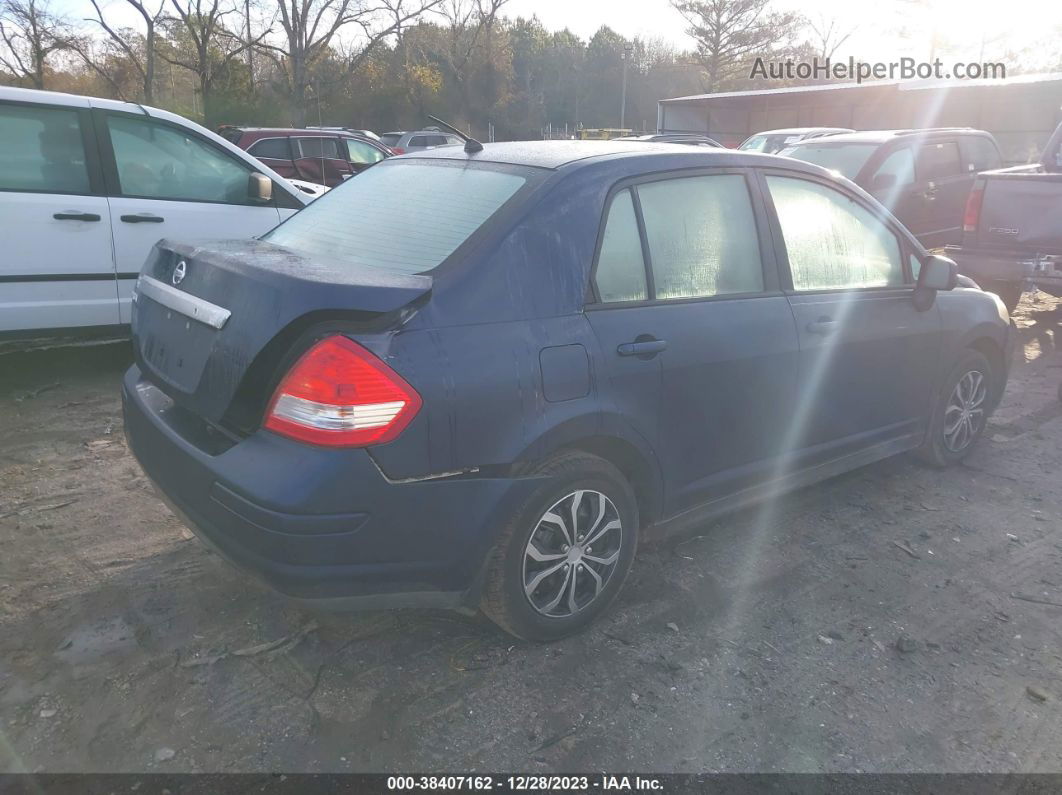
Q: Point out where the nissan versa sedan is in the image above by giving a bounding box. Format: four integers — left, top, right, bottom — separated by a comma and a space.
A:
123, 141, 1013, 641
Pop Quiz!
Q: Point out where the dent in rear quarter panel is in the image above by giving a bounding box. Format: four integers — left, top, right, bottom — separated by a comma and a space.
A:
367, 315, 605, 481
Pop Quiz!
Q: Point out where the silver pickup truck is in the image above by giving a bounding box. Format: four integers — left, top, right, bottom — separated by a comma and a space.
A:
945, 119, 1062, 312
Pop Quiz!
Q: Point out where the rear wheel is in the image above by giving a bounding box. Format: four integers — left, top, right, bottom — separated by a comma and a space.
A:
917, 350, 995, 467
480, 452, 638, 641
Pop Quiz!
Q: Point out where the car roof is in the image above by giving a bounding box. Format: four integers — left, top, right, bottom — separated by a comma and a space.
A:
786, 128, 989, 146
397, 139, 833, 173
752, 127, 854, 136
229, 127, 364, 138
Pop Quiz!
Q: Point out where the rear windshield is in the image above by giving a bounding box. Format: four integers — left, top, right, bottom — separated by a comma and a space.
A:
264, 161, 528, 274
380, 133, 402, 146
740, 134, 802, 154
779, 142, 879, 180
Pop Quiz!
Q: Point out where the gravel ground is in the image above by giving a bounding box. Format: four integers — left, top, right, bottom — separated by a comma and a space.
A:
1, 292, 1060, 773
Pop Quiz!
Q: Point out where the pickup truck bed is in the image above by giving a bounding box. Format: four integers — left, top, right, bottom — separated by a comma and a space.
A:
945, 124, 1062, 311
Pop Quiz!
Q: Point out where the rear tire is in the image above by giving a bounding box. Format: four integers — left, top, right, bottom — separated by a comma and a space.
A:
480, 452, 638, 641
917, 350, 995, 467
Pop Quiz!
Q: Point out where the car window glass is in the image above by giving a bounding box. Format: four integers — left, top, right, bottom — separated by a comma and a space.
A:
380, 133, 401, 146
446, 136, 462, 146
108, 114, 254, 204
247, 137, 291, 160
910, 253, 922, 281
296, 137, 340, 159
595, 189, 648, 302
960, 137, 1002, 172
0, 104, 89, 194
265, 162, 527, 274
345, 138, 386, 165
916, 141, 962, 180
638, 174, 763, 299
767, 176, 903, 290
872, 148, 915, 187
409, 136, 429, 147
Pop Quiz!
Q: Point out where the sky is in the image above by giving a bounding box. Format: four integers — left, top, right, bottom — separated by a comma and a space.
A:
54, 0, 1062, 68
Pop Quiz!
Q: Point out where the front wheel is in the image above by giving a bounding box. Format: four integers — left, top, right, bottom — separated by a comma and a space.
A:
917, 350, 995, 467
480, 452, 639, 641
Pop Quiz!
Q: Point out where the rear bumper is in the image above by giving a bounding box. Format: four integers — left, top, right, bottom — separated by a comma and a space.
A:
945, 246, 1061, 290
122, 365, 536, 606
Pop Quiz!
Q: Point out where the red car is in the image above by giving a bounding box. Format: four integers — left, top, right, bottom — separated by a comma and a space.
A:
218, 127, 391, 187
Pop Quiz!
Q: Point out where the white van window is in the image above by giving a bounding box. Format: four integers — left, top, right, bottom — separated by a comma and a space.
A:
0, 104, 90, 194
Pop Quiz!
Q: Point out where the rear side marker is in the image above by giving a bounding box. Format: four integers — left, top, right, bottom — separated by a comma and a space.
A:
264, 335, 422, 447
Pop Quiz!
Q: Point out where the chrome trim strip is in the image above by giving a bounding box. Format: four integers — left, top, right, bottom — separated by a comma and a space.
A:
135, 274, 231, 330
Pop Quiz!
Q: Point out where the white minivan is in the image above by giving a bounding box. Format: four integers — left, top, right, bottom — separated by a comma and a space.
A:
0, 87, 309, 346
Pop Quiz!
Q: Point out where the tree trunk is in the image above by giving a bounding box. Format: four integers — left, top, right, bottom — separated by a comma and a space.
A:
144, 24, 155, 103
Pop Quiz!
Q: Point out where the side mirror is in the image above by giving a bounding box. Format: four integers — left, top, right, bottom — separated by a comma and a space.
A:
913, 254, 958, 310
248, 173, 273, 203
870, 173, 896, 192
919, 254, 958, 290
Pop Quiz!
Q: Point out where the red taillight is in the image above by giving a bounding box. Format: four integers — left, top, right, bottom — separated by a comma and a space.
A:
264, 336, 422, 447
390, 147, 404, 155
963, 186, 984, 233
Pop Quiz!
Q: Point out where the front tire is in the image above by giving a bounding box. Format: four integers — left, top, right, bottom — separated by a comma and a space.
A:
917, 350, 995, 467
480, 452, 638, 641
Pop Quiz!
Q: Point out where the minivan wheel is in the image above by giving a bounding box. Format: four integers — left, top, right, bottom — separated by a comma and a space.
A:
917, 349, 994, 467
480, 452, 638, 641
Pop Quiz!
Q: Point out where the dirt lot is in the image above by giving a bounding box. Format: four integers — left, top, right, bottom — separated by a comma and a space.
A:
1, 293, 1061, 774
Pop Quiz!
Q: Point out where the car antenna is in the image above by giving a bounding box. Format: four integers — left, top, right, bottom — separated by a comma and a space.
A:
427, 115, 483, 154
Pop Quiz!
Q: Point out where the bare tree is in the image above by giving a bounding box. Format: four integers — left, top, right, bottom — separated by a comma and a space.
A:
671, 0, 803, 92
263, 0, 444, 126
0, 0, 71, 89
437, 0, 509, 121
809, 14, 855, 60
162, 0, 269, 122
75, 0, 165, 101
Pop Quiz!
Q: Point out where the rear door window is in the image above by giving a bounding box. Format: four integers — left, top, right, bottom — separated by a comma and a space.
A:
767, 175, 903, 290
637, 174, 764, 299
0, 103, 90, 194
408, 136, 430, 147
265, 161, 528, 274
594, 189, 648, 302
915, 141, 962, 180
247, 137, 292, 160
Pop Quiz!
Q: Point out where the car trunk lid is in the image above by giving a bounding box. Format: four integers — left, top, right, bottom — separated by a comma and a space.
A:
132, 238, 431, 424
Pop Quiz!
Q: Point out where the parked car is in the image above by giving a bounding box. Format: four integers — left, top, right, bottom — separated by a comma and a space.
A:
779, 128, 1003, 250
219, 127, 391, 187
0, 87, 307, 346
943, 119, 1062, 312
123, 140, 1012, 641
738, 127, 854, 153
379, 129, 464, 154
615, 133, 723, 147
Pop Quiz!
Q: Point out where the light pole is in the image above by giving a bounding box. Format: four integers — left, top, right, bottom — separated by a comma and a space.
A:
620, 43, 633, 130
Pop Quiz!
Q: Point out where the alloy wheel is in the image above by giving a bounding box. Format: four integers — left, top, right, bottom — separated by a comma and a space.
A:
943, 369, 987, 453
521, 490, 623, 618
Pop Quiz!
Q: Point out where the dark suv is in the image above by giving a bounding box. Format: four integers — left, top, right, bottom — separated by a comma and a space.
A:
219, 127, 391, 187
123, 141, 1013, 641
780, 128, 1003, 249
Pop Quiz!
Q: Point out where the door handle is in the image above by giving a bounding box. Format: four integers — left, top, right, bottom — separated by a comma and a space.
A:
120, 213, 165, 223
617, 339, 667, 357
806, 318, 838, 335
53, 211, 101, 221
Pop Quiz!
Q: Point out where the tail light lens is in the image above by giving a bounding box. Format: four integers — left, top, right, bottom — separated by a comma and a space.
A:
963, 186, 984, 232
264, 336, 422, 447
390, 147, 405, 155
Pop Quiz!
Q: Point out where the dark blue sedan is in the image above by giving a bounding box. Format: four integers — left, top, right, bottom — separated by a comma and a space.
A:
123, 140, 1013, 640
